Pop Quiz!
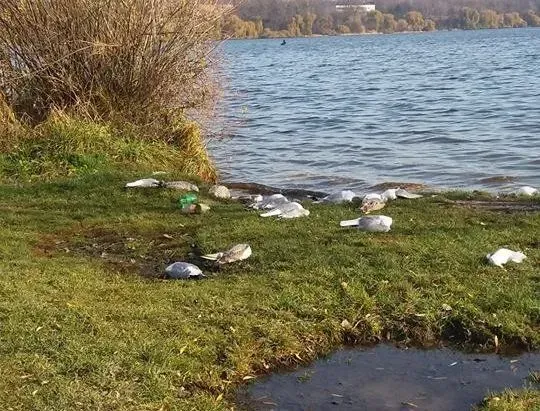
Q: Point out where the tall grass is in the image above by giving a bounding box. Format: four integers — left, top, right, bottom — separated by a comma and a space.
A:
0, 0, 222, 124
0, 0, 225, 181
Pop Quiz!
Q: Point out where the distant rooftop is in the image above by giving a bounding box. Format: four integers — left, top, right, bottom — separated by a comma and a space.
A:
335, 4, 376, 12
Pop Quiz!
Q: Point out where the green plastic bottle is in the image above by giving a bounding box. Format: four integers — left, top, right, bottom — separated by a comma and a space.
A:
178, 193, 198, 209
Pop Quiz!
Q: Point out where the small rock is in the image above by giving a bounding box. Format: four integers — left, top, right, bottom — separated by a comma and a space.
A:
341, 319, 352, 329
209, 185, 231, 199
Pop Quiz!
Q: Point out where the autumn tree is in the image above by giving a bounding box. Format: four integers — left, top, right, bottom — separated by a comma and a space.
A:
405, 11, 425, 31
364, 10, 384, 32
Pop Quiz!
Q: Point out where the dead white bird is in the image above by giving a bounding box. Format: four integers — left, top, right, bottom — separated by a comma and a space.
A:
162, 181, 199, 192
396, 188, 423, 199
260, 202, 310, 219
362, 188, 422, 204
486, 248, 527, 268
125, 178, 161, 188
165, 262, 205, 279
250, 194, 289, 210
360, 198, 386, 214
315, 190, 356, 204
202, 244, 252, 264
515, 186, 539, 196
209, 185, 231, 199
340, 215, 393, 232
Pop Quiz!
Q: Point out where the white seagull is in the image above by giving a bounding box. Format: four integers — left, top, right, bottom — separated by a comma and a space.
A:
162, 181, 199, 192
315, 190, 357, 204
250, 194, 290, 210
125, 178, 161, 188
362, 188, 422, 204
515, 186, 539, 196
340, 215, 393, 232
260, 202, 310, 219
165, 262, 205, 279
202, 244, 252, 264
486, 248, 527, 268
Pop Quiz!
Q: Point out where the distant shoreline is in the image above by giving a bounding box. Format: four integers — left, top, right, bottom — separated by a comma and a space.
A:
223, 26, 539, 41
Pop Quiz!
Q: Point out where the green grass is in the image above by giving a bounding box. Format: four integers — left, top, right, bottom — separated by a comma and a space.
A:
0, 171, 538, 410
478, 389, 540, 410
0, 114, 217, 183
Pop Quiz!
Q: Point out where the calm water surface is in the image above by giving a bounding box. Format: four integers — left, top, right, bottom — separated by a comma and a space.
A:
238, 345, 540, 411
211, 29, 540, 193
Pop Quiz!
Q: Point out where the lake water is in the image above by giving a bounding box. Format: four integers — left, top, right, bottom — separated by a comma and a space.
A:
211, 29, 540, 193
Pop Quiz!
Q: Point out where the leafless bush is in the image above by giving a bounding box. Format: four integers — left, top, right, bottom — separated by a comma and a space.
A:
0, 0, 225, 127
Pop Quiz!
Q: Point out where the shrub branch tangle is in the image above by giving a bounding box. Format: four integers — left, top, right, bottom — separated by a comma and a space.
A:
0, 0, 222, 126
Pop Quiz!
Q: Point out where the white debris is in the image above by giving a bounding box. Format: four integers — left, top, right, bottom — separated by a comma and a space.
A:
486, 248, 527, 268
340, 215, 393, 232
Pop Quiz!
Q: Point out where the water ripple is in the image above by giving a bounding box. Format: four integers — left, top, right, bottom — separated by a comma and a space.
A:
212, 29, 540, 192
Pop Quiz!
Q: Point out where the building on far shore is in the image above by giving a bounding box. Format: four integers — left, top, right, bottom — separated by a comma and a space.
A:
335, 4, 376, 13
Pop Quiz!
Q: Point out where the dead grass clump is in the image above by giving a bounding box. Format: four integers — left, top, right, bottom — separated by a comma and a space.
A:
0, 0, 223, 126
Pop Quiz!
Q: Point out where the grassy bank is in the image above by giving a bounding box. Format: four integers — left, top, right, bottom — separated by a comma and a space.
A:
0, 171, 538, 409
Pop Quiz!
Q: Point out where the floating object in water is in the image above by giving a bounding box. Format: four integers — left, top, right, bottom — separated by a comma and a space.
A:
315, 190, 356, 204
515, 186, 539, 196
163, 181, 199, 192
165, 262, 205, 279
340, 215, 393, 232
125, 178, 161, 188
209, 185, 231, 199
486, 248, 526, 268
260, 202, 310, 219
250, 194, 289, 210
281, 40, 286, 45
202, 244, 252, 264
360, 199, 386, 214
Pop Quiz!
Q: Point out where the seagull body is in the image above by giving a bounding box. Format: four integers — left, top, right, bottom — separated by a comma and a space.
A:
515, 186, 539, 196
486, 248, 527, 268
260, 202, 310, 218
340, 215, 393, 232
209, 185, 231, 199
163, 181, 199, 192
362, 193, 384, 204
202, 244, 252, 264
396, 188, 423, 199
316, 190, 356, 204
360, 198, 386, 214
165, 262, 205, 279
250, 194, 289, 210
362, 188, 422, 204
125, 178, 161, 188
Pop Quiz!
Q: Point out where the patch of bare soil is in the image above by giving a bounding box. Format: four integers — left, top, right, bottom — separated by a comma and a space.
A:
35, 227, 207, 278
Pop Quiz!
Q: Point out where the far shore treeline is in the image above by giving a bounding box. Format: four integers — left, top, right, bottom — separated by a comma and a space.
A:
219, 0, 540, 38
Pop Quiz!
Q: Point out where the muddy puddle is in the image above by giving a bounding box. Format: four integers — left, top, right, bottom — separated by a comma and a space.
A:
238, 345, 540, 411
